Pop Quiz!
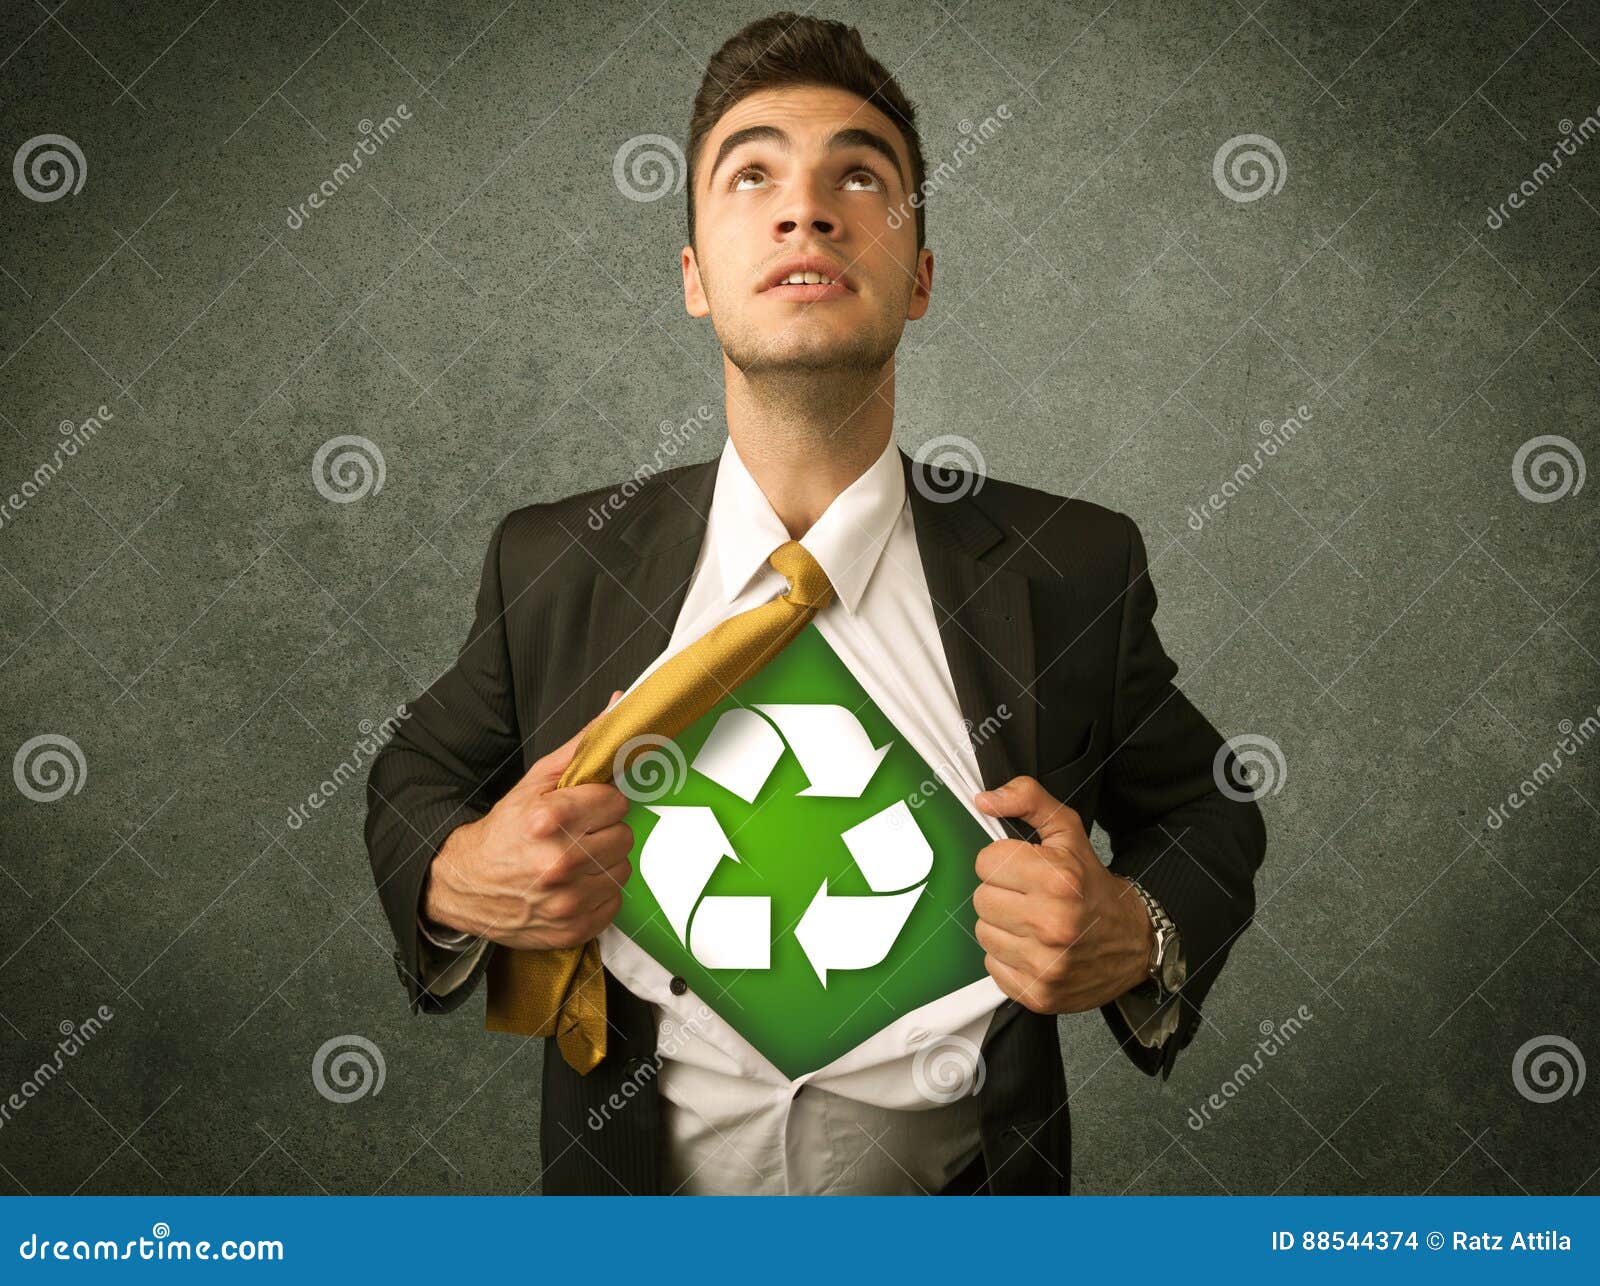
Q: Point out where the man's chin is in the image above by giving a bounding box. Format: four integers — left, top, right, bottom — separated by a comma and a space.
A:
728, 333, 894, 377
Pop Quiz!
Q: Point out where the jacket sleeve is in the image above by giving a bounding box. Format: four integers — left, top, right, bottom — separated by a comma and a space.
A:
364, 512, 524, 1016
1097, 512, 1267, 1077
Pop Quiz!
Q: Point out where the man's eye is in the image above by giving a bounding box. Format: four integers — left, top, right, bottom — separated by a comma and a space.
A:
727, 165, 884, 192
843, 169, 884, 192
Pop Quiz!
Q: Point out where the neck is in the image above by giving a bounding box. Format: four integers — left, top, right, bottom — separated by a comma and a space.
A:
724, 361, 896, 538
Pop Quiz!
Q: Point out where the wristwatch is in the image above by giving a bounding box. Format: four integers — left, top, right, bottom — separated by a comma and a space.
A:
1128, 879, 1186, 995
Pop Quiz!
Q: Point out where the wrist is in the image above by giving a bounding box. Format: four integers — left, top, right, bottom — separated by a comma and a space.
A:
1125, 877, 1158, 991
1125, 877, 1186, 995
423, 820, 480, 935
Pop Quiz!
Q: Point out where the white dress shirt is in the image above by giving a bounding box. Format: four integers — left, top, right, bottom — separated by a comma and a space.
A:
419, 433, 1176, 1194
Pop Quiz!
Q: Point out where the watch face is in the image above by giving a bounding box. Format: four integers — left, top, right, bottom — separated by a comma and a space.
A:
1161, 944, 1187, 992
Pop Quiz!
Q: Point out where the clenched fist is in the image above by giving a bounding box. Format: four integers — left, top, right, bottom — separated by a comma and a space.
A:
423, 692, 636, 950
972, 775, 1155, 1014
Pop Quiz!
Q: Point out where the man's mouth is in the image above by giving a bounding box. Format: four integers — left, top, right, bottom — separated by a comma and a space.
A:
761, 271, 853, 302
758, 258, 856, 302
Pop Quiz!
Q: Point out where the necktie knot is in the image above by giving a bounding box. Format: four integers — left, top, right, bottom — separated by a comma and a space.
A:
769, 540, 835, 610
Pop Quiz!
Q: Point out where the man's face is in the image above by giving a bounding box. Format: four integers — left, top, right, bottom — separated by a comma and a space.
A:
683, 84, 933, 379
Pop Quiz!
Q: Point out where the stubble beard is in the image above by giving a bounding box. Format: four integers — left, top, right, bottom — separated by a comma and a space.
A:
711, 289, 902, 431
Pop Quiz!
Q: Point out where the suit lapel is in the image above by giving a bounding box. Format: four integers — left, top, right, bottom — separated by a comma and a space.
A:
901, 449, 1038, 841
899, 448, 1038, 1046
567, 457, 720, 726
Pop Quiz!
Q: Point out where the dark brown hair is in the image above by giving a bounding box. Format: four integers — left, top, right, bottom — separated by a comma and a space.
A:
686, 12, 927, 251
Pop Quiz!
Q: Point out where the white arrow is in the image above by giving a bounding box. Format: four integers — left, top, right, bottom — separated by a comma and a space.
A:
690, 707, 786, 803
840, 800, 934, 892
753, 703, 891, 797
794, 880, 926, 986
689, 896, 770, 969
638, 806, 739, 943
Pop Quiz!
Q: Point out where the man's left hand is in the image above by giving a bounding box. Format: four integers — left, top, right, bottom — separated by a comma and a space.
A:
971, 775, 1155, 1014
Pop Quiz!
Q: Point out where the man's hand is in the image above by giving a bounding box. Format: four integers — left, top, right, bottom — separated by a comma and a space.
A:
423, 691, 635, 950
971, 775, 1155, 1014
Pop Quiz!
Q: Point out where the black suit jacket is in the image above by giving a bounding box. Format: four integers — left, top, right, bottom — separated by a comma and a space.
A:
364, 447, 1267, 1194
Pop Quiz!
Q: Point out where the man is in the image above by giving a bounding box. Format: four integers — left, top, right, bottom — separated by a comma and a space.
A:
365, 12, 1266, 1195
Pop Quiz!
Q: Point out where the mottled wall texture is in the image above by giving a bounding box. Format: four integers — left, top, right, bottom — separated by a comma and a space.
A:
2, 0, 1596, 1196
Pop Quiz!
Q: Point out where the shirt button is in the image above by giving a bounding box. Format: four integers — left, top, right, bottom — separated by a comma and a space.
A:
669, 975, 688, 996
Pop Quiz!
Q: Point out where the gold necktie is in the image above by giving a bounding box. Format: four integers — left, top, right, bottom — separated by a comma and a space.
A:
484, 540, 836, 1073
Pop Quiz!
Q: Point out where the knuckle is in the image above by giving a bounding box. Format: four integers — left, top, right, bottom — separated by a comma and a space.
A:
1002, 838, 1034, 863
531, 852, 572, 889
524, 804, 562, 840
1042, 908, 1080, 949
600, 821, 635, 860
543, 891, 582, 921
1021, 988, 1054, 1015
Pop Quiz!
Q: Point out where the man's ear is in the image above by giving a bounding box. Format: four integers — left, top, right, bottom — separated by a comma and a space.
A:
906, 247, 933, 321
683, 244, 710, 317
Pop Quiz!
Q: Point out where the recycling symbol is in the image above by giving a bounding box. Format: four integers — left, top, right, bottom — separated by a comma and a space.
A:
637, 703, 933, 986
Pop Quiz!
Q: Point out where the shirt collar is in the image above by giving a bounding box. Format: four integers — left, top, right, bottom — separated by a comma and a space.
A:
709, 433, 905, 615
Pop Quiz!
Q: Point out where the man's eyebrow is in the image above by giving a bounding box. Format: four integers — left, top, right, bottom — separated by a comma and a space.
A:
706, 124, 906, 191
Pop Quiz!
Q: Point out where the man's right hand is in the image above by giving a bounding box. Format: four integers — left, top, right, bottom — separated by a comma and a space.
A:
422, 691, 635, 950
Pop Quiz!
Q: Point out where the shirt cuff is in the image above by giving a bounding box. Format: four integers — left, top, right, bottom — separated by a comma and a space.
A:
418, 911, 474, 950
1115, 985, 1180, 1048
415, 912, 487, 997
